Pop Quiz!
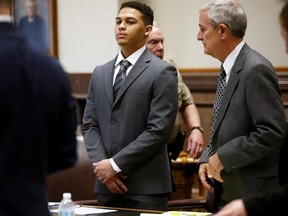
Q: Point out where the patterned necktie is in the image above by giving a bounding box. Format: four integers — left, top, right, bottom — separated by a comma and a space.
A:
113, 60, 131, 100
207, 65, 226, 155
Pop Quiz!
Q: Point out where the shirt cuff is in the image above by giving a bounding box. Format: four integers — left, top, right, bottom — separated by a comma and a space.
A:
109, 158, 121, 173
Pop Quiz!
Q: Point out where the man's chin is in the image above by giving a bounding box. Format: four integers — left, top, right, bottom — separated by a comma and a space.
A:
203, 49, 210, 55
155, 53, 163, 59
116, 39, 128, 46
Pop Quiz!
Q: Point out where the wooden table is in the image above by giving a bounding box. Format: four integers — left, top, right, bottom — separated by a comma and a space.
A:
50, 205, 163, 216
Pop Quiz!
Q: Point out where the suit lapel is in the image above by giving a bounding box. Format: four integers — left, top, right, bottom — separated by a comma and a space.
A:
113, 49, 151, 104
104, 58, 117, 106
214, 44, 249, 133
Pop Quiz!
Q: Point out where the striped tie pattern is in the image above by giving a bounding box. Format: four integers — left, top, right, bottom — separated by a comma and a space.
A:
207, 66, 226, 155
113, 60, 131, 100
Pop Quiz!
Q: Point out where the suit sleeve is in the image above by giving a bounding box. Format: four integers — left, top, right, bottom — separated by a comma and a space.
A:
82, 69, 108, 162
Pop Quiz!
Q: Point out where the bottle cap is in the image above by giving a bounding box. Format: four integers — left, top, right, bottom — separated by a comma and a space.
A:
63, 192, 71, 199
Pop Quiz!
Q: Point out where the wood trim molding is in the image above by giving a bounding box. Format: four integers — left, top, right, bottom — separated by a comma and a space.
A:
67, 68, 288, 103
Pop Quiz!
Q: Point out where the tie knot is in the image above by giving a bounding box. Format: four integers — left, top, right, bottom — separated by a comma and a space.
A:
113, 60, 131, 100
220, 65, 226, 79
120, 60, 131, 70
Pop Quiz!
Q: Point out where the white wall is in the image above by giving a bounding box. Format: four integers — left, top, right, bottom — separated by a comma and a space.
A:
57, 0, 288, 73
57, 0, 119, 72
148, 0, 287, 68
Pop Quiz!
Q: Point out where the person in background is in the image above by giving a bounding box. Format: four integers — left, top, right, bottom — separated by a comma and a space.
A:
146, 21, 205, 159
82, 1, 178, 211
213, 2, 288, 215
18, 0, 49, 52
0, 0, 78, 215
146, 21, 205, 192
197, 0, 287, 212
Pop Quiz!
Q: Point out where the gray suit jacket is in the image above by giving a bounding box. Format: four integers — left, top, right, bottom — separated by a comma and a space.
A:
82, 48, 178, 195
199, 43, 287, 204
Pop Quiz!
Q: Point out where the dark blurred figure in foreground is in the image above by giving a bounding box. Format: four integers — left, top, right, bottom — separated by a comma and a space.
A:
0, 0, 78, 215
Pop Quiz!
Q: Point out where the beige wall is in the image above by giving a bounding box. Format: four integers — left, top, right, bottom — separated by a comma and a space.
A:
57, 0, 119, 72
57, 0, 288, 73
148, 0, 287, 68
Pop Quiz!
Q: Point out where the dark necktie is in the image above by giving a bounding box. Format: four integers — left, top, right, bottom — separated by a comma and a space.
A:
207, 65, 226, 155
113, 60, 131, 100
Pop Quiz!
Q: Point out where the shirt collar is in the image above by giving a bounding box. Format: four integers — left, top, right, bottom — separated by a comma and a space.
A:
222, 40, 245, 79
115, 45, 146, 66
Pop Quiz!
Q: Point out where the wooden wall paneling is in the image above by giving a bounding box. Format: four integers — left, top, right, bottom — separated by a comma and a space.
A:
68, 70, 288, 139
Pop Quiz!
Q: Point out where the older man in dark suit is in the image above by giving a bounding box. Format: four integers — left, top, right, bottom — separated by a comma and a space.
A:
197, 0, 287, 212
214, 2, 288, 215
82, 1, 178, 211
0, 0, 78, 216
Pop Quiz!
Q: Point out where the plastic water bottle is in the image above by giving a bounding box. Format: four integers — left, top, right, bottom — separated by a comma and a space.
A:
58, 192, 75, 216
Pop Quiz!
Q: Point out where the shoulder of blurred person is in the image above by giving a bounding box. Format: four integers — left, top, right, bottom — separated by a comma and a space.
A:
0, 5, 77, 214
0, 21, 77, 174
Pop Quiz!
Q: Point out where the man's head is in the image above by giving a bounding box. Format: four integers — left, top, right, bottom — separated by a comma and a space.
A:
146, 21, 164, 60
115, 1, 154, 57
197, 0, 246, 61
119, 1, 154, 26
280, 2, 288, 54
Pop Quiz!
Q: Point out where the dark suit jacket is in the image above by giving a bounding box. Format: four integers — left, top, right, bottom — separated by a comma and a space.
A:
199, 43, 287, 207
244, 124, 288, 215
0, 22, 77, 216
82, 48, 178, 195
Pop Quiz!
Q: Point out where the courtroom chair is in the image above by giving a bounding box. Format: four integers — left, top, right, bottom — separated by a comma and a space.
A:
46, 136, 96, 202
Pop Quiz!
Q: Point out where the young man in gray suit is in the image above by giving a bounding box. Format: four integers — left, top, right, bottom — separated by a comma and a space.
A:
197, 0, 287, 212
81, 1, 178, 211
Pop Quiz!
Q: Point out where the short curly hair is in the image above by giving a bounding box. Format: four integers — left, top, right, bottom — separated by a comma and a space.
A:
119, 1, 154, 26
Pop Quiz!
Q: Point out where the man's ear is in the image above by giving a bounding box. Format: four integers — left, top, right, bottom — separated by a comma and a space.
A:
219, 23, 228, 37
145, 25, 152, 37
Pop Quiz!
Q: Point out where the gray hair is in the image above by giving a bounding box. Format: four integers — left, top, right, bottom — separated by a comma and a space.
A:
200, 0, 247, 38
153, 21, 160, 27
